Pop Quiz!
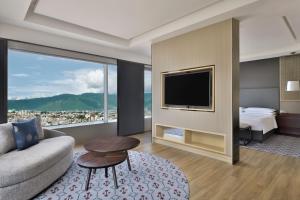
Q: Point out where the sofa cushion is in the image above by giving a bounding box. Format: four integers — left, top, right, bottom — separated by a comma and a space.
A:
12, 119, 39, 150
0, 123, 15, 154
35, 116, 44, 140
0, 136, 74, 187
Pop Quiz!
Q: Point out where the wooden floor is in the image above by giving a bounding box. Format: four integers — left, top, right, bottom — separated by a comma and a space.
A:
128, 132, 300, 200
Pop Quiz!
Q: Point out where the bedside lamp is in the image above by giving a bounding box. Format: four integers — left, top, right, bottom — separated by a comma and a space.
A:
286, 81, 300, 91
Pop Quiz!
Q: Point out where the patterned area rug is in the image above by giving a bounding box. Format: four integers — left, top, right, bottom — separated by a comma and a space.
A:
34, 151, 189, 200
243, 135, 300, 158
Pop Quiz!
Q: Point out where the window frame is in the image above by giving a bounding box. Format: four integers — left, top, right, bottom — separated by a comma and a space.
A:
7, 40, 118, 127
107, 64, 118, 122
144, 65, 152, 118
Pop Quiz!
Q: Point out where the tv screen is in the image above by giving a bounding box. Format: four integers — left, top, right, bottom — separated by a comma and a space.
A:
164, 70, 211, 107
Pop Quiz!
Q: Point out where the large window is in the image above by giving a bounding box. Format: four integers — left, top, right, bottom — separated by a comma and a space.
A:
144, 68, 152, 117
8, 48, 117, 127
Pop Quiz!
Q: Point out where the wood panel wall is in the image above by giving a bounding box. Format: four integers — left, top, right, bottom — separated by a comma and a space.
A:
280, 54, 300, 113
151, 19, 240, 163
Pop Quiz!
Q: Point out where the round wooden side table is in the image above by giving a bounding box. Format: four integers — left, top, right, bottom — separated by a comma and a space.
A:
84, 136, 140, 171
77, 151, 127, 190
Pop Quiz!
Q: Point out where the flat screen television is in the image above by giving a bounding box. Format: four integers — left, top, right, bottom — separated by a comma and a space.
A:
162, 66, 214, 111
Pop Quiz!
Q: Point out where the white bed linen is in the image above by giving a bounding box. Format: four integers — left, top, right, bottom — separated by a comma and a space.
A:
240, 112, 277, 134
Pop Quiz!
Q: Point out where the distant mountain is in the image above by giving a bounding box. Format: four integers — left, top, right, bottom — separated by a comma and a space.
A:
8, 93, 151, 112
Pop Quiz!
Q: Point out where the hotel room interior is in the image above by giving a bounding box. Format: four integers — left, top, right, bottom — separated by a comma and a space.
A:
0, 0, 300, 199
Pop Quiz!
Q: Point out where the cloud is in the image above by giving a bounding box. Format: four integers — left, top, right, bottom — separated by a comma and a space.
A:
8, 67, 118, 100
53, 68, 105, 94
12, 73, 29, 77
8, 85, 60, 100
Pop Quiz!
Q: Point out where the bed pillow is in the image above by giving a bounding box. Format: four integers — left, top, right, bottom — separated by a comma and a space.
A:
244, 107, 276, 114
12, 119, 39, 150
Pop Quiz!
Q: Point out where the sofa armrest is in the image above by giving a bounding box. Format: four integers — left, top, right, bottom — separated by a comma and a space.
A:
43, 128, 66, 139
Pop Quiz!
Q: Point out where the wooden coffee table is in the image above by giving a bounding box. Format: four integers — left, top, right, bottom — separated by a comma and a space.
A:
78, 136, 140, 190
84, 136, 140, 171
77, 151, 127, 190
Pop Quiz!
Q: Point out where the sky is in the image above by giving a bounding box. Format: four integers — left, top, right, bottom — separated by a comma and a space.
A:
8, 49, 152, 100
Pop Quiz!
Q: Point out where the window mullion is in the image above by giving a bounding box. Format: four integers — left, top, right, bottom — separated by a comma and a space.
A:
104, 64, 108, 123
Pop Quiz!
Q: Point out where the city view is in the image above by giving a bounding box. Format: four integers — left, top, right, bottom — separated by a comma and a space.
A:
8, 93, 151, 127
8, 110, 107, 127
8, 50, 151, 127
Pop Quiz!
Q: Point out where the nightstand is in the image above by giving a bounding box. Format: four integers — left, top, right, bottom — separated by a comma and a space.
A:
276, 113, 300, 137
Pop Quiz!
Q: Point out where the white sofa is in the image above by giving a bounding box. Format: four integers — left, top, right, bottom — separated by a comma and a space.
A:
0, 128, 74, 200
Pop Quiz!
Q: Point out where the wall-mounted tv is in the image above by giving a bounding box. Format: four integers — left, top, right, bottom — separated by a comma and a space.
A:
162, 66, 214, 111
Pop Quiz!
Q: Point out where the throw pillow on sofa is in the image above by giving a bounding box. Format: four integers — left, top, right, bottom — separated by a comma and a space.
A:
17, 116, 44, 140
0, 123, 16, 154
12, 119, 39, 150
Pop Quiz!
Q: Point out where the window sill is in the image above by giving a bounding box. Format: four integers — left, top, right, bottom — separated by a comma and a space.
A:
43, 117, 149, 130
45, 120, 117, 130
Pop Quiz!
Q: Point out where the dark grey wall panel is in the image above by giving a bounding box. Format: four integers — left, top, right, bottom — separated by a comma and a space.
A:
240, 88, 279, 109
117, 60, 144, 136
240, 58, 279, 89
240, 58, 280, 110
0, 39, 8, 123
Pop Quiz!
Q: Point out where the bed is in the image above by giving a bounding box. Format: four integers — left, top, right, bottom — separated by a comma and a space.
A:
240, 107, 278, 142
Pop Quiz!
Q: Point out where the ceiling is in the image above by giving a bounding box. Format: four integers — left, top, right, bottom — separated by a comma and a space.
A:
239, 0, 300, 60
0, 0, 300, 62
34, 0, 221, 40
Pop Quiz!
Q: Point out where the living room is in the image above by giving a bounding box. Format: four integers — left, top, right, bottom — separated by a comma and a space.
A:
1, 0, 300, 200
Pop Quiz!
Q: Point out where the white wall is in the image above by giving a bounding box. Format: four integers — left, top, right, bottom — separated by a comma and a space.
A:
0, 23, 151, 64
57, 118, 151, 145
144, 117, 152, 132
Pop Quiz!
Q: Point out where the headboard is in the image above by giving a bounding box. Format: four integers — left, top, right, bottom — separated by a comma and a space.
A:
240, 58, 280, 110
240, 88, 279, 110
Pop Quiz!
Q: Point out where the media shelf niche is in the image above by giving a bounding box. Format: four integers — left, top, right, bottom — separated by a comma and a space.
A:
155, 124, 225, 154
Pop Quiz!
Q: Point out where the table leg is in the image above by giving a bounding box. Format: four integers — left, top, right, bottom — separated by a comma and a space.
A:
126, 151, 131, 171
112, 166, 118, 189
93, 169, 97, 174
85, 168, 92, 191
105, 167, 108, 178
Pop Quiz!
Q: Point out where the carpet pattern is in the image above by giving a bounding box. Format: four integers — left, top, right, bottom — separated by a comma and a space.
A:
243, 135, 300, 158
34, 151, 189, 200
